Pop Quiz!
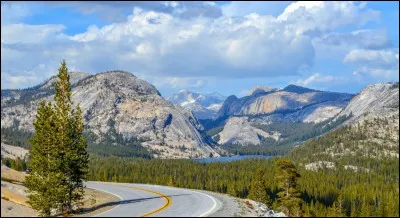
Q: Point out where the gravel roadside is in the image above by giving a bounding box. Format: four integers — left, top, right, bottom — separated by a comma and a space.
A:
194, 189, 284, 217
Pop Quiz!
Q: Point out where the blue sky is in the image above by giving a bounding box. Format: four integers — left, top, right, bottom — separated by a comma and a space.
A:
1, 1, 398, 97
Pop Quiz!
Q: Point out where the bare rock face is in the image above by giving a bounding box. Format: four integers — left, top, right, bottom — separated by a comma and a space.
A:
217, 117, 280, 145
1, 143, 29, 160
1, 71, 219, 159
305, 161, 336, 171
269, 100, 349, 123
215, 84, 353, 123
336, 82, 399, 124
211, 85, 353, 147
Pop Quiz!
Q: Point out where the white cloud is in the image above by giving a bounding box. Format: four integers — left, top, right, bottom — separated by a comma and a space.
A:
353, 67, 398, 79
1, 8, 317, 86
151, 76, 208, 90
344, 49, 399, 79
295, 73, 335, 86
43, 1, 222, 22
278, 1, 380, 35
312, 28, 394, 62
1, 72, 38, 89
0, 1, 390, 90
1, 23, 66, 44
221, 1, 292, 17
315, 29, 392, 50
1, 2, 31, 24
344, 49, 398, 67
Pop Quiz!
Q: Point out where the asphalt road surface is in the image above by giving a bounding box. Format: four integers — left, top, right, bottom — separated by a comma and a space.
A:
86, 181, 222, 217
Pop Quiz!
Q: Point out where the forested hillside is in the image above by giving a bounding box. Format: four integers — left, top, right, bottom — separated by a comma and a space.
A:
287, 113, 399, 217
288, 114, 399, 163
87, 150, 399, 217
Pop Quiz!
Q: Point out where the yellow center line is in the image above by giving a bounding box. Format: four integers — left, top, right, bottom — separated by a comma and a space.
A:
110, 183, 172, 217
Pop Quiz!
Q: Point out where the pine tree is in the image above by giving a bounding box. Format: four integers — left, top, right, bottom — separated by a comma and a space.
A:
53, 60, 73, 211
248, 168, 271, 205
25, 101, 68, 216
274, 159, 303, 217
167, 175, 176, 187
65, 105, 89, 211
26, 60, 89, 215
54, 60, 89, 212
328, 197, 345, 217
227, 182, 238, 197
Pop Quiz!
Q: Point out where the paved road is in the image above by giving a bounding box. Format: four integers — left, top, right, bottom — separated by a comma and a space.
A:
86, 181, 222, 217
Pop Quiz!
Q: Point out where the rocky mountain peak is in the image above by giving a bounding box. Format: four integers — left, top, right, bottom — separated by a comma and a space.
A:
282, 84, 319, 94
75, 70, 161, 97
1, 71, 219, 159
225, 95, 238, 102
336, 82, 399, 124
249, 86, 278, 96
40, 71, 90, 90
167, 90, 227, 119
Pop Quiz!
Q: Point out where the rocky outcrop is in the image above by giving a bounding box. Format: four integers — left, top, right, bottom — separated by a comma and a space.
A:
214, 95, 241, 119
1, 71, 220, 159
167, 90, 226, 119
215, 84, 353, 123
217, 117, 280, 145
250, 100, 350, 124
1, 143, 29, 160
335, 82, 399, 124
305, 161, 336, 171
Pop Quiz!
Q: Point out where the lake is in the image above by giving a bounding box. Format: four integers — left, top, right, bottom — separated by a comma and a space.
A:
191, 155, 273, 163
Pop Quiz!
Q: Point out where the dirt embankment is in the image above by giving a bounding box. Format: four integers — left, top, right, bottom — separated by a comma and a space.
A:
1, 165, 120, 217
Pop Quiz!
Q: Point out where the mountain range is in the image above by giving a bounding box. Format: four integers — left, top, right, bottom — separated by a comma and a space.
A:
203, 84, 354, 147
1, 70, 398, 159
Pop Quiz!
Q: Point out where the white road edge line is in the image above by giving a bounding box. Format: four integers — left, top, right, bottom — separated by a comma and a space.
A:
190, 190, 219, 217
87, 184, 124, 217
137, 184, 220, 217
89, 182, 220, 217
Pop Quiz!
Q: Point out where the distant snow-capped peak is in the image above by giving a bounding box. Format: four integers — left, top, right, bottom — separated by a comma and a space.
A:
167, 90, 227, 119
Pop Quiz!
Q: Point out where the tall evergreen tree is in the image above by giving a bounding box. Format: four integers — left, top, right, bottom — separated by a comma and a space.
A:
25, 101, 68, 216
248, 168, 271, 205
274, 159, 303, 217
53, 60, 89, 212
25, 60, 89, 216
65, 105, 89, 211
328, 193, 345, 217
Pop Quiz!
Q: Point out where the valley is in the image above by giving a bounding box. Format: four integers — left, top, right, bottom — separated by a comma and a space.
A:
1, 71, 359, 159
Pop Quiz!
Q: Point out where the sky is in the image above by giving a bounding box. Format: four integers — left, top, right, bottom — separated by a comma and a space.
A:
1, 1, 399, 97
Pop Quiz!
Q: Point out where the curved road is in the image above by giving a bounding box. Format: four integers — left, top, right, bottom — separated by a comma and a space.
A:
86, 181, 222, 217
